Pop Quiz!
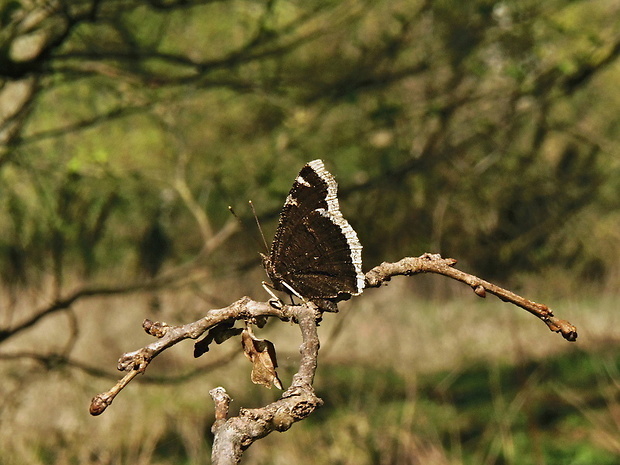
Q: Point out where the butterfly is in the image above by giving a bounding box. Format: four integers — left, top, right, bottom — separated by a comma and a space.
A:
262, 159, 364, 302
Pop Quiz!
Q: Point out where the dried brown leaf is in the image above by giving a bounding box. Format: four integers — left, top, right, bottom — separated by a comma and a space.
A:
194, 321, 242, 358
241, 327, 283, 389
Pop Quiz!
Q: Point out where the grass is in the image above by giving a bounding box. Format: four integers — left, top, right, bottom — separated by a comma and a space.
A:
245, 347, 620, 465
0, 280, 619, 464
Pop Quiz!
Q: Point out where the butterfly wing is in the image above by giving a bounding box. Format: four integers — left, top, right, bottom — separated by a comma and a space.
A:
266, 160, 364, 300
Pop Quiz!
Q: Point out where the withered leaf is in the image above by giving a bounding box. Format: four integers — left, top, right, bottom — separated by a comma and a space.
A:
241, 327, 283, 389
194, 321, 242, 358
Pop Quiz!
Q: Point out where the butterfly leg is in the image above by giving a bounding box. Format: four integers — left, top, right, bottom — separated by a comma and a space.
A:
280, 281, 304, 301
262, 281, 284, 309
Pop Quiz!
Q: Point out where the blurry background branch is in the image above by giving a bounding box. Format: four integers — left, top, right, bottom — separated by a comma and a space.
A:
0, 347, 239, 382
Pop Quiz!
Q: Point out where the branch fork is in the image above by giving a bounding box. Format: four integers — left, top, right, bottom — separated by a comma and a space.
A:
90, 254, 578, 463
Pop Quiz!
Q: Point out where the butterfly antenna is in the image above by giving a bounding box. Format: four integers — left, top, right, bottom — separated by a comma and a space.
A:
228, 205, 257, 244
249, 200, 270, 252
227, 205, 246, 229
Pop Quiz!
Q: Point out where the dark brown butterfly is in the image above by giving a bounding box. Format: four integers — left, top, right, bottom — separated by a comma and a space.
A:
262, 159, 364, 301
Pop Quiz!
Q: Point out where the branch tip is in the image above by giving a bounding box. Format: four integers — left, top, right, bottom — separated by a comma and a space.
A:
545, 316, 578, 342
210, 386, 232, 425
89, 393, 111, 416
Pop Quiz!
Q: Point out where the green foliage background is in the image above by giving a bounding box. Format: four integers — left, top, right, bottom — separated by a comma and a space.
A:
1, 0, 619, 464
2, 0, 619, 289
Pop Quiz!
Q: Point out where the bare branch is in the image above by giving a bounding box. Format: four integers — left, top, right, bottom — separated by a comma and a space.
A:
209, 387, 231, 432
89, 253, 578, 463
365, 253, 578, 342
90, 297, 288, 415
89, 297, 325, 465
210, 303, 323, 465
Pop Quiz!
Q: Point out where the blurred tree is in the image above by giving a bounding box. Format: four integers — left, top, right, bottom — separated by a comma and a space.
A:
0, 2, 618, 463
0, 0, 618, 357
